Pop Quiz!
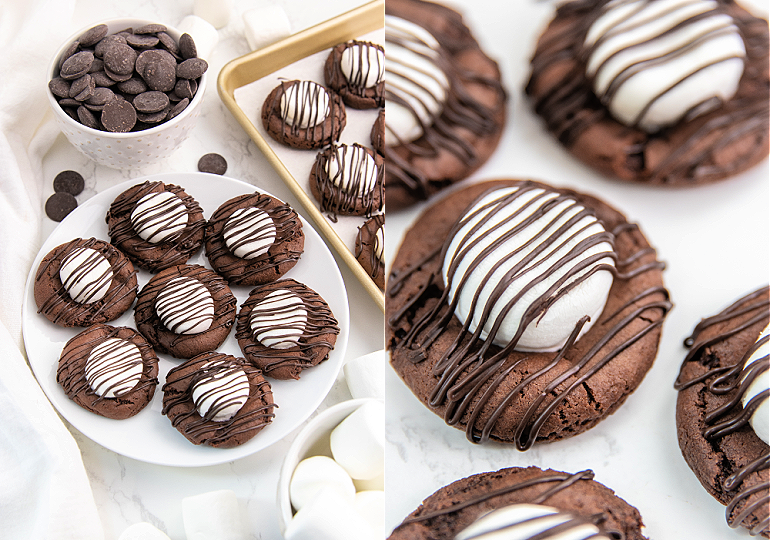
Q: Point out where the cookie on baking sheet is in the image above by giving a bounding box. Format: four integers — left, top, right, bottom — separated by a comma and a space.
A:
371, 107, 385, 155
106, 180, 206, 273
324, 40, 385, 109
387, 179, 671, 448
389, 466, 646, 540
162, 351, 275, 448
309, 143, 384, 220
383, 0, 507, 210
355, 214, 385, 290
57, 324, 159, 420
261, 79, 346, 150
675, 285, 769, 537
204, 192, 305, 286
235, 278, 339, 380
526, 0, 769, 186
134, 264, 236, 359
34, 237, 137, 327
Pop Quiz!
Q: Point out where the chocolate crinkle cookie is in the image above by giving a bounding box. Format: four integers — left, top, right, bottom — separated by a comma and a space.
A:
387, 179, 671, 448
324, 40, 385, 109
525, 0, 769, 186
204, 192, 304, 286
34, 237, 137, 327
675, 285, 769, 537
162, 351, 275, 448
57, 324, 159, 420
106, 180, 206, 273
236, 278, 339, 380
389, 466, 647, 540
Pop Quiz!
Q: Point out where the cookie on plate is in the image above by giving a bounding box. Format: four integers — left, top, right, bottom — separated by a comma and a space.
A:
387, 179, 671, 448
389, 466, 646, 540
134, 264, 237, 359
34, 237, 137, 327
204, 192, 305, 286
324, 40, 385, 109
57, 324, 159, 419
235, 278, 339, 380
675, 285, 769, 537
383, 0, 507, 210
261, 79, 346, 150
309, 143, 384, 219
355, 214, 385, 290
526, 0, 769, 185
162, 351, 275, 448
106, 180, 206, 273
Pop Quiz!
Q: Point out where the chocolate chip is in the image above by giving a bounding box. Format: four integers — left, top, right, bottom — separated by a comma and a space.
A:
69, 74, 95, 101
135, 49, 175, 75
77, 105, 100, 129
94, 34, 127, 58
45, 192, 78, 222
49, 77, 71, 98
105, 67, 133, 82
117, 77, 148, 94
134, 90, 169, 113
88, 58, 104, 73
134, 23, 167, 34
91, 71, 117, 87
167, 97, 189, 120
53, 170, 85, 196
58, 41, 80, 69
177, 58, 207, 80
126, 33, 160, 49
136, 107, 171, 123
78, 24, 108, 47
60, 51, 94, 80
86, 87, 115, 106
197, 153, 227, 175
142, 58, 176, 91
101, 98, 136, 132
157, 32, 179, 55
179, 33, 197, 60
58, 98, 81, 107
174, 78, 193, 100
103, 43, 137, 76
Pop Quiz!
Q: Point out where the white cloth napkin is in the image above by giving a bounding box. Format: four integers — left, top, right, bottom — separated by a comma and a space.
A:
0, 0, 104, 538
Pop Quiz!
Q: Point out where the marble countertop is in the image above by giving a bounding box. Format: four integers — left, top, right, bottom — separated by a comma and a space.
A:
39, 0, 381, 539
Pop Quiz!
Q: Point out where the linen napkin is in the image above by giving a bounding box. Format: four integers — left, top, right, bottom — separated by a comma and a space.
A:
0, 0, 104, 538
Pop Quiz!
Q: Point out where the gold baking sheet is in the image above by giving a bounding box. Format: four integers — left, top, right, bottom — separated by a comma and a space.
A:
218, 0, 385, 312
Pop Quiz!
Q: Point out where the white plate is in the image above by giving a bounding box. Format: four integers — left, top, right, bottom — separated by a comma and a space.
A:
22, 172, 349, 467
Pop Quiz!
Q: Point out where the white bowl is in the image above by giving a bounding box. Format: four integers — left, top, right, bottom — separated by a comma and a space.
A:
276, 398, 379, 535
47, 18, 207, 169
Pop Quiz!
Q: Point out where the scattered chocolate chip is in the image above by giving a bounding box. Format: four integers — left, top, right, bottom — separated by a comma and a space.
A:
78, 24, 108, 47
126, 33, 160, 49
167, 97, 189, 120
60, 51, 94, 80
53, 170, 85, 196
177, 58, 207, 80
45, 192, 78, 222
197, 153, 227, 175
133, 90, 169, 113
101, 98, 136, 132
49, 77, 71, 98
178, 33, 197, 60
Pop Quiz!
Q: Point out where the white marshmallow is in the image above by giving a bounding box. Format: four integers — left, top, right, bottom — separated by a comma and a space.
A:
326, 144, 379, 198
154, 276, 214, 335
284, 486, 377, 540
249, 289, 307, 349
176, 15, 219, 60
742, 323, 769, 445
354, 472, 384, 492
354, 491, 385, 539
85, 337, 143, 398
281, 81, 330, 129
130, 191, 188, 244
193, 0, 232, 29
223, 206, 276, 260
290, 455, 356, 511
117, 522, 171, 540
242, 5, 292, 51
182, 489, 245, 540
59, 246, 113, 304
330, 400, 384, 480
343, 350, 385, 400
191, 360, 250, 422
341, 43, 385, 88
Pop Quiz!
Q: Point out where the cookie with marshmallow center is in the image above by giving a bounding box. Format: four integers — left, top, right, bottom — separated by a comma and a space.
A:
324, 40, 385, 109
387, 179, 671, 448
355, 214, 385, 290
526, 0, 769, 185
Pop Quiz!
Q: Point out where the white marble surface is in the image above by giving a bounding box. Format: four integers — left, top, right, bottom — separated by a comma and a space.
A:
38, 1, 381, 539
384, 1, 769, 539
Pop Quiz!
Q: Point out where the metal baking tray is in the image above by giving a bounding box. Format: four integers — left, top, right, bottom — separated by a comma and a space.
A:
218, 0, 385, 312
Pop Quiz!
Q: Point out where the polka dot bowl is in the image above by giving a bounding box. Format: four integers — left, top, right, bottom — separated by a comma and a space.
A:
47, 18, 207, 170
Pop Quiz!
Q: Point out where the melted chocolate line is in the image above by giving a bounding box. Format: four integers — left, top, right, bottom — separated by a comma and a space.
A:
130, 192, 188, 243
356, 214, 385, 283
312, 144, 383, 220
342, 42, 384, 94
708, 336, 768, 395
726, 481, 770, 533
268, 79, 342, 146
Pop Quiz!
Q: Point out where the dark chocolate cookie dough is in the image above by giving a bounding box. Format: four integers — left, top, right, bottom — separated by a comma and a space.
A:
387, 180, 671, 448
355, 214, 385, 290
324, 40, 385, 109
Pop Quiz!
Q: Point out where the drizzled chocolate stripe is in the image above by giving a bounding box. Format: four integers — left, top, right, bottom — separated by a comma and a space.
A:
265, 80, 345, 146
675, 285, 769, 535
59, 246, 113, 304
84, 337, 143, 397
356, 214, 385, 285
457, 506, 611, 540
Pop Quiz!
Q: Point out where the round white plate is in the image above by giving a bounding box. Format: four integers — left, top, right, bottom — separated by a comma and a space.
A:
22, 172, 349, 467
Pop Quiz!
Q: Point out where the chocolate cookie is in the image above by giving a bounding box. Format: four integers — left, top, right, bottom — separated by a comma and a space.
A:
355, 214, 385, 290
204, 193, 305, 286
309, 143, 384, 220
526, 0, 769, 186
389, 466, 646, 540
57, 324, 159, 419
324, 40, 385, 109
387, 179, 671, 448
235, 278, 339, 380
134, 264, 236, 359
34, 237, 138, 327
261, 79, 346, 150
106, 180, 206, 273
162, 351, 275, 448
383, 0, 507, 210
371, 107, 385, 155
675, 285, 769, 537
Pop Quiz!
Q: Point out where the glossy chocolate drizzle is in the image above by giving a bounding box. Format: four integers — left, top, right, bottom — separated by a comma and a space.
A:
59, 246, 114, 304
236, 279, 339, 378
356, 214, 385, 285
674, 285, 769, 536
268, 79, 343, 146
388, 182, 671, 449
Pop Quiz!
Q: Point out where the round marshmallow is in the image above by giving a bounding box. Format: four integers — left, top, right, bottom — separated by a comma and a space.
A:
290, 455, 356, 511
176, 15, 219, 60
280, 81, 330, 129
154, 276, 214, 335
243, 5, 292, 51
59, 246, 113, 304
193, 0, 232, 29
118, 522, 171, 540
330, 400, 384, 480
130, 191, 188, 244
223, 206, 276, 260
354, 472, 384, 492
183, 490, 245, 540
343, 350, 386, 400
341, 42, 385, 88
191, 359, 250, 422
285, 486, 377, 540
326, 144, 379, 198
85, 337, 143, 398
249, 289, 307, 349
354, 491, 385, 539
742, 323, 769, 445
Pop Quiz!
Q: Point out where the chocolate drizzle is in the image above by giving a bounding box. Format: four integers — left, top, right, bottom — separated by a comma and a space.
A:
674, 285, 769, 536
59, 246, 114, 304
356, 214, 385, 287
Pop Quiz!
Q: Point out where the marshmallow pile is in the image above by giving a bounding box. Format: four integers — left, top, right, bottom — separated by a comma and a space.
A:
285, 400, 385, 539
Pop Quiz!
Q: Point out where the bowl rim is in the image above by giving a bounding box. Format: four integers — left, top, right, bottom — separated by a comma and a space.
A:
47, 17, 208, 140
